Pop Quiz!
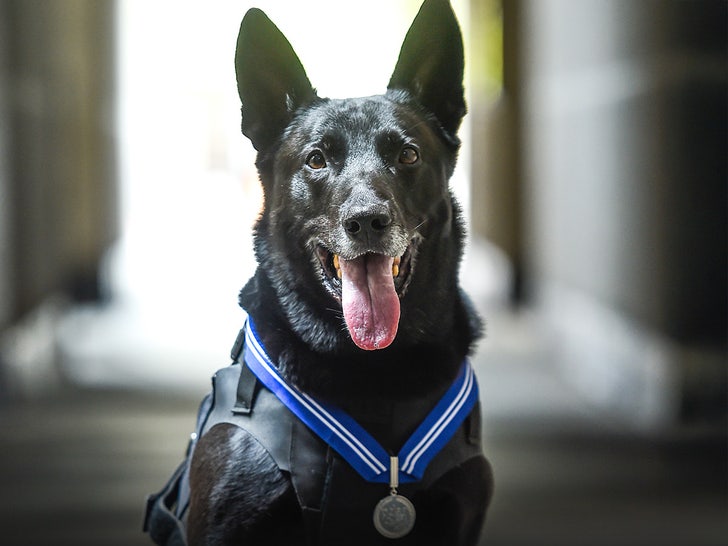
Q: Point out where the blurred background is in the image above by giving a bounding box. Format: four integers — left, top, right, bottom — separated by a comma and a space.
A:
0, 0, 725, 544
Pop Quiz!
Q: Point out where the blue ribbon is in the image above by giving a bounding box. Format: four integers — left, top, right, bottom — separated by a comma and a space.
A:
243, 319, 479, 484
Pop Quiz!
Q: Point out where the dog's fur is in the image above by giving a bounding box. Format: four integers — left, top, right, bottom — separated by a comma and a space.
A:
186, 1, 493, 544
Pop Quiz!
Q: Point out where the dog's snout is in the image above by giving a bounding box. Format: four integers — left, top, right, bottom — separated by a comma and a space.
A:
342, 210, 392, 241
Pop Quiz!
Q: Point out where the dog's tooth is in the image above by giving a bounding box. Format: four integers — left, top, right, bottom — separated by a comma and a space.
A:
392, 264, 400, 278
393, 257, 401, 266
333, 254, 342, 279
333, 254, 341, 279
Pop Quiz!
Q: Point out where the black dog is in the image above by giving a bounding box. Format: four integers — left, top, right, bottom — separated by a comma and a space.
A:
144, 1, 493, 544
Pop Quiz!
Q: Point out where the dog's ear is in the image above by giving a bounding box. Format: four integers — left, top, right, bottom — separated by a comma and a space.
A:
235, 9, 316, 151
388, 0, 466, 138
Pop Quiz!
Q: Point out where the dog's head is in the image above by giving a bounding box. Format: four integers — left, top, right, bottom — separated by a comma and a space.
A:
236, 0, 468, 353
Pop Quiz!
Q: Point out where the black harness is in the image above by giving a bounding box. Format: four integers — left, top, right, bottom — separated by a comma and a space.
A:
144, 328, 484, 545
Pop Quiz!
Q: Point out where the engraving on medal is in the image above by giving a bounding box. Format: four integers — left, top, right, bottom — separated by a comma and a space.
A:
373, 493, 416, 539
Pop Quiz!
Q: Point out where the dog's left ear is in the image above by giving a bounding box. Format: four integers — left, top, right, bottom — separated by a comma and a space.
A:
388, 0, 466, 138
235, 9, 317, 151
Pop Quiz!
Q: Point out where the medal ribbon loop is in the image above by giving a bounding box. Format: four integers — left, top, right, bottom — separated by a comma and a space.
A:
243, 320, 479, 484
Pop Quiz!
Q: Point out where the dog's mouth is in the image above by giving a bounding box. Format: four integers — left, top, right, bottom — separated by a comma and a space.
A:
315, 244, 415, 351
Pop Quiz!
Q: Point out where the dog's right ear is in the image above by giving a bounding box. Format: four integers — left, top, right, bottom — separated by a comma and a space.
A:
388, 0, 466, 141
235, 9, 316, 151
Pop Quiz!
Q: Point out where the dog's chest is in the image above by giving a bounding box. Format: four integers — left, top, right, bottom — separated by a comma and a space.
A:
337, 395, 444, 450
198, 362, 484, 543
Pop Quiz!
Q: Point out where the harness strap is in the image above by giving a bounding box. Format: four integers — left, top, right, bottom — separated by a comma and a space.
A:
231, 326, 258, 414
233, 357, 259, 414
143, 456, 187, 546
290, 419, 329, 544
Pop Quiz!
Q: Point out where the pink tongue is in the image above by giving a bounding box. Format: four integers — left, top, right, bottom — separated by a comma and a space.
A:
340, 254, 400, 351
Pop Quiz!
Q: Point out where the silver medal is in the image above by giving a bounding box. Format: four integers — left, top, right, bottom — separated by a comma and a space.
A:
373, 456, 416, 539
373, 492, 416, 539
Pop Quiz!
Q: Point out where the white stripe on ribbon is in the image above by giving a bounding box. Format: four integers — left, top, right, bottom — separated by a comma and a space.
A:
299, 392, 388, 474
245, 326, 387, 475
400, 365, 474, 474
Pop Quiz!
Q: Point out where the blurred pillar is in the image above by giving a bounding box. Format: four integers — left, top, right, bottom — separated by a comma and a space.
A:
0, 0, 118, 328
517, 0, 726, 427
0, 5, 11, 328
469, 0, 525, 302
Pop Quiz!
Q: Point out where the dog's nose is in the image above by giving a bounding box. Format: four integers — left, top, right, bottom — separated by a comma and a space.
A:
342, 210, 392, 241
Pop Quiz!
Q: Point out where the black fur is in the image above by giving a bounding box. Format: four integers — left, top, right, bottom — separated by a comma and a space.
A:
187, 1, 492, 544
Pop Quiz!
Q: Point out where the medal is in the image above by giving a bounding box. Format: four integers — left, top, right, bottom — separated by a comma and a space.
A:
373, 457, 416, 539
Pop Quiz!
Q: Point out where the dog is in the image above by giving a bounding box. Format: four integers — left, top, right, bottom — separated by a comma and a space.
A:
144, 1, 493, 544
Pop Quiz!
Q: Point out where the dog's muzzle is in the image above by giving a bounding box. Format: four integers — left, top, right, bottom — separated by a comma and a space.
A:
315, 239, 417, 351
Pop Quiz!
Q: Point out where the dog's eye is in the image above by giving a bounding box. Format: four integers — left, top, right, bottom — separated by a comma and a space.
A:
399, 146, 419, 165
306, 151, 327, 170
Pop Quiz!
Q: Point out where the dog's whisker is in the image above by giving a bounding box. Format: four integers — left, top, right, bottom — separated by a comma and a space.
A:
413, 218, 429, 232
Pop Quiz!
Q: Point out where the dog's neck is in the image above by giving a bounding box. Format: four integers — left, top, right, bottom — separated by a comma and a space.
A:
239, 267, 477, 404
